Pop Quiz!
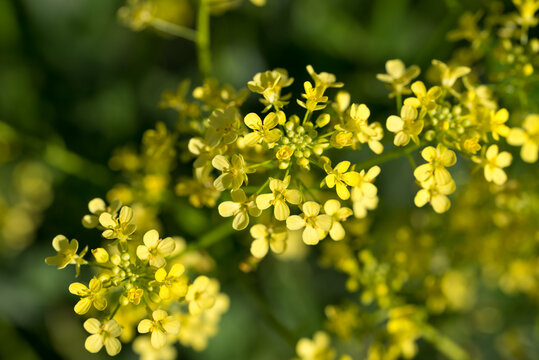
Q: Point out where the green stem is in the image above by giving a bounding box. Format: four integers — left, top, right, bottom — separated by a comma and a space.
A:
150, 18, 197, 41
174, 219, 235, 257
422, 324, 471, 360
108, 302, 121, 320
356, 142, 421, 170
247, 159, 274, 170
396, 92, 402, 114
0, 122, 111, 186
197, 0, 212, 79
255, 177, 270, 195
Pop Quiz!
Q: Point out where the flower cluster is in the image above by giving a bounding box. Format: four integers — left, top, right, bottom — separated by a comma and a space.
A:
45, 198, 229, 356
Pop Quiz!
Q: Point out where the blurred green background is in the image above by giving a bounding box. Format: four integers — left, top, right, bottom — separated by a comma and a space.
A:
1, 0, 536, 359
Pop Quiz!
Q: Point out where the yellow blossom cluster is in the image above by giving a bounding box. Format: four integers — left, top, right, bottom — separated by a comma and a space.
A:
45, 198, 229, 356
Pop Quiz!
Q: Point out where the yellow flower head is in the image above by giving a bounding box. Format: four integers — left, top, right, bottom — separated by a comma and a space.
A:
256, 176, 302, 221
323, 160, 361, 200
404, 81, 442, 112
488, 108, 510, 140
84, 318, 122, 356
69, 277, 107, 314
350, 166, 381, 218
386, 105, 423, 146
414, 144, 457, 185
45, 235, 88, 273
286, 201, 332, 245
155, 263, 188, 300
473, 144, 512, 185
249, 223, 287, 258
248, 69, 294, 111
136, 229, 176, 268
414, 178, 456, 213
99, 206, 137, 241
205, 107, 241, 147
137, 310, 181, 349
296, 331, 336, 360
212, 154, 252, 191
432, 59, 471, 88
185, 276, 218, 315
297, 81, 329, 112
243, 112, 282, 146
218, 189, 261, 230
323, 200, 353, 241
376, 59, 421, 98
306, 65, 343, 90
507, 114, 539, 163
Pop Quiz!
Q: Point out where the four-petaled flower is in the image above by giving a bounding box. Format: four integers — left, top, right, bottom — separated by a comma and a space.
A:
507, 114, 539, 163
351, 166, 381, 218
286, 201, 332, 245
185, 276, 218, 315
206, 107, 241, 147
432, 59, 470, 88
69, 277, 107, 314
376, 59, 420, 98
256, 176, 302, 221
138, 310, 181, 349
212, 154, 251, 191
473, 144, 512, 185
386, 105, 423, 146
84, 318, 122, 356
296, 331, 336, 360
99, 206, 137, 241
323, 200, 353, 241
414, 144, 457, 185
323, 160, 361, 200
218, 189, 261, 230
404, 81, 442, 112
249, 223, 287, 258
243, 112, 282, 146
155, 264, 188, 300
136, 229, 176, 268
45, 235, 88, 274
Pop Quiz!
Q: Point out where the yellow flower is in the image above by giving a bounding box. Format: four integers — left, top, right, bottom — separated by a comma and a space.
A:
286, 201, 332, 245
488, 108, 510, 140
98, 206, 136, 241
248, 68, 294, 111
306, 65, 343, 90
513, 0, 539, 27
127, 288, 144, 305
323, 200, 353, 241
83, 318, 122, 356
133, 335, 177, 360
69, 277, 107, 314
205, 107, 241, 147
386, 105, 423, 146
351, 166, 381, 218
82, 198, 120, 229
403, 81, 442, 112
335, 103, 384, 154
297, 81, 329, 111
376, 59, 420, 98
432, 59, 471, 88
137, 310, 181, 349
296, 331, 336, 360
185, 276, 218, 315
243, 112, 282, 146
45, 235, 88, 271
136, 229, 176, 268
413, 144, 456, 185
249, 223, 287, 258
323, 160, 361, 200
256, 176, 302, 221
507, 114, 539, 163
218, 189, 261, 230
473, 144, 512, 185
212, 154, 251, 191
155, 264, 188, 300
414, 178, 456, 213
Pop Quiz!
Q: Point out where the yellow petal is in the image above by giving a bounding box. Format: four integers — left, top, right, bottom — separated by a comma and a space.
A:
104, 337, 121, 356
323, 199, 341, 216
69, 282, 88, 296
302, 226, 320, 245
83, 318, 102, 334
85, 334, 104, 353
155, 268, 167, 282
286, 215, 306, 230
169, 263, 185, 278
302, 201, 321, 217
274, 200, 290, 221
137, 319, 152, 333
251, 238, 269, 258
162, 317, 181, 335
157, 237, 176, 255
336, 183, 350, 200
74, 298, 92, 315
386, 116, 404, 132
143, 229, 160, 249
244, 113, 263, 130
250, 224, 268, 239
151, 329, 167, 349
